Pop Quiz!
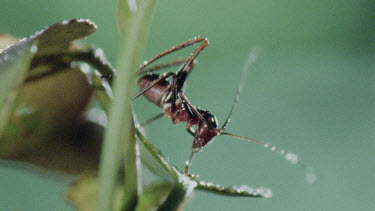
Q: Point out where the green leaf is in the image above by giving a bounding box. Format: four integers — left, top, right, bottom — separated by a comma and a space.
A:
66, 173, 125, 211
135, 130, 196, 209
0, 19, 104, 173
0, 19, 99, 139
158, 181, 195, 211
135, 183, 173, 211
27, 19, 97, 78
0, 34, 17, 49
31, 19, 97, 56
0, 39, 36, 139
66, 174, 174, 211
195, 182, 272, 198
66, 173, 99, 211
135, 128, 179, 180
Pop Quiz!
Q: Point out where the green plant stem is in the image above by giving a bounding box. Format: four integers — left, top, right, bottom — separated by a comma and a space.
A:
97, 0, 157, 210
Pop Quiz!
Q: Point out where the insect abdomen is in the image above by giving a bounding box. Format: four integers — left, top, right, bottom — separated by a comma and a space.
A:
137, 74, 171, 107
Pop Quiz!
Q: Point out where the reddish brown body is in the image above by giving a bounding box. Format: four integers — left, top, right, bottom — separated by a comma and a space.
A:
137, 73, 219, 151
137, 74, 170, 107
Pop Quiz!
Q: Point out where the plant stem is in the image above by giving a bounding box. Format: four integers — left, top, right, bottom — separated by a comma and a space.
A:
97, 0, 157, 210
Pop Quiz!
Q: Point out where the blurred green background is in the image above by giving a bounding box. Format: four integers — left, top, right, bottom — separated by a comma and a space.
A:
1, 0, 375, 210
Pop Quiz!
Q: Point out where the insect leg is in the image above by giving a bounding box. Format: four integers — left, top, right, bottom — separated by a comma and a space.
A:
136, 37, 208, 75
185, 121, 196, 136
175, 38, 208, 90
136, 58, 189, 75
185, 151, 196, 176
132, 72, 175, 100
178, 93, 214, 128
139, 112, 164, 127
170, 39, 208, 112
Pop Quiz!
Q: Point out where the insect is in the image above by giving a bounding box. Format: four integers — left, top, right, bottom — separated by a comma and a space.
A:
133, 38, 311, 177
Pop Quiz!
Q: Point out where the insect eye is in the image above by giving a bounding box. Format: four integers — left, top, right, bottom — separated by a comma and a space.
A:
207, 116, 218, 127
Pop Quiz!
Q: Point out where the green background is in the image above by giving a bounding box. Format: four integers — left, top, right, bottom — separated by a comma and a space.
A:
1, 0, 375, 210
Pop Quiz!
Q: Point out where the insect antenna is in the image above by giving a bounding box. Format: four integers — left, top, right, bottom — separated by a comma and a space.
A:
219, 47, 316, 184
220, 132, 317, 184
221, 47, 259, 130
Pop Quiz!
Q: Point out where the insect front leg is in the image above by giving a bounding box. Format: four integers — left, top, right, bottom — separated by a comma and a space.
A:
139, 112, 164, 127
136, 37, 208, 75
132, 72, 176, 100
178, 93, 212, 127
136, 58, 189, 75
186, 124, 195, 136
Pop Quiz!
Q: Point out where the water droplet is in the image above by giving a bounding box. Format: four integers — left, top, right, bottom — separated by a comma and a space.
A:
94, 48, 104, 57
264, 143, 269, 148
32, 29, 44, 38
255, 187, 272, 198
270, 146, 276, 151
279, 149, 286, 155
305, 166, 317, 185
238, 185, 253, 193
285, 152, 299, 164
127, 0, 138, 12
14, 106, 34, 116
179, 174, 198, 190
77, 18, 89, 23
30, 44, 38, 53
86, 108, 108, 127
80, 63, 90, 74
19, 37, 27, 43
